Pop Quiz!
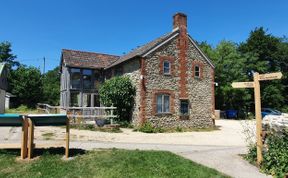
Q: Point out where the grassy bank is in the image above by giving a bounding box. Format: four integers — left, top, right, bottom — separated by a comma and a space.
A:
0, 148, 229, 178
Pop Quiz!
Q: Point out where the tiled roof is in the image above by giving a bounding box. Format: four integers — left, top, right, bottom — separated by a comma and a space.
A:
62, 49, 119, 69
61, 29, 181, 69
107, 30, 179, 68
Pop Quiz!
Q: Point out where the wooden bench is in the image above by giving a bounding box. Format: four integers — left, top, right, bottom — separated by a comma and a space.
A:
26, 114, 69, 159
0, 114, 28, 159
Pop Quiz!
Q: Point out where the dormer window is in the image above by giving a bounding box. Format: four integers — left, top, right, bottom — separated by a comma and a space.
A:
163, 61, 171, 75
194, 65, 200, 78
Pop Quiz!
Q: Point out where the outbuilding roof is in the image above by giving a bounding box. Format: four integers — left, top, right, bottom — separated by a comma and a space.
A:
61, 49, 119, 69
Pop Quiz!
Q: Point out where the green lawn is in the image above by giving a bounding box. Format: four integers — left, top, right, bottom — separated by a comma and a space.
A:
0, 148, 229, 178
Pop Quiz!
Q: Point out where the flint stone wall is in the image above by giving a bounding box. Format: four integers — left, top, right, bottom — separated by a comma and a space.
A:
144, 37, 214, 128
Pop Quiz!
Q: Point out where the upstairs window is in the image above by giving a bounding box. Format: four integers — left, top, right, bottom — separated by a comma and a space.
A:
194, 65, 200, 78
157, 94, 170, 113
71, 68, 81, 89
163, 61, 171, 75
83, 69, 93, 89
94, 70, 102, 89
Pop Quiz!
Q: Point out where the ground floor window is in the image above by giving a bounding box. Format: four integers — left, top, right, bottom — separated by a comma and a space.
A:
180, 100, 189, 115
82, 93, 100, 107
70, 92, 81, 107
157, 94, 170, 113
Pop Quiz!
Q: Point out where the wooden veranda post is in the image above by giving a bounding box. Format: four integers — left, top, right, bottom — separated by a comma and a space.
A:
232, 72, 282, 166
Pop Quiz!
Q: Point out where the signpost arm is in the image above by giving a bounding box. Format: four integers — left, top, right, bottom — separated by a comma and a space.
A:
253, 72, 263, 165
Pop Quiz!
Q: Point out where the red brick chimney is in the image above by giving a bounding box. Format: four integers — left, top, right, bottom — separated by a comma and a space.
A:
174, 12, 188, 99
173, 13, 187, 30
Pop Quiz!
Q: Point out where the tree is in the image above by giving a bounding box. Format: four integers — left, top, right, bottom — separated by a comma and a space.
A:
99, 76, 136, 122
10, 65, 43, 108
239, 27, 285, 109
0, 41, 19, 69
199, 41, 257, 112
42, 67, 60, 105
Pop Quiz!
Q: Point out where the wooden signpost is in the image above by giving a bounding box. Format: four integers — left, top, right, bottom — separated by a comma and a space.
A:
232, 72, 283, 166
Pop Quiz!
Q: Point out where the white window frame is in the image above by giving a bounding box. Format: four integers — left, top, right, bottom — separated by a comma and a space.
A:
163, 60, 171, 75
156, 94, 170, 114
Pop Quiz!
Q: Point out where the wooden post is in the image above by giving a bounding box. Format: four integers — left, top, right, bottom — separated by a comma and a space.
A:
232, 72, 282, 166
28, 118, 34, 159
253, 72, 263, 165
21, 116, 28, 159
65, 117, 70, 158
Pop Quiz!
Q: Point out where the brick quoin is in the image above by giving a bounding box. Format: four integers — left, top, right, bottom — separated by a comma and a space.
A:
174, 13, 188, 99
152, 89, 175, 115
139, 57, 147, 124
159, 56, 175, 76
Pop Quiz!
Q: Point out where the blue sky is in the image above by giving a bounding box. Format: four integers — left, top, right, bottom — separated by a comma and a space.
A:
1, 0, 287, 72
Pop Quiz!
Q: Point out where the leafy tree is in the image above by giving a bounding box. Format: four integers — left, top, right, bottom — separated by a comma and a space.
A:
42, 67, 60, 105
99, 76, 136, 122
10, 65, 43, 108
0, 41, 19, 69
214, 41, 255, 110
239, 27, 285, 109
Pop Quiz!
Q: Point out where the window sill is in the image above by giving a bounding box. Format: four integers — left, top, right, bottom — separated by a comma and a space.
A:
163, 73, 172, 76
155, 112, 173, 116
179, 115, 190, 120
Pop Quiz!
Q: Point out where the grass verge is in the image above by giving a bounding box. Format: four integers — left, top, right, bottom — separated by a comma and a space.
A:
0, 148, 229, 178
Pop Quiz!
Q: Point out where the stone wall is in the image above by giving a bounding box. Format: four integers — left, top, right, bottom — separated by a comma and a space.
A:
121, 59, 142, 126
144, 36, 214, 128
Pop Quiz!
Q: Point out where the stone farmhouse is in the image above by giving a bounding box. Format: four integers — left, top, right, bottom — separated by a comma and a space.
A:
60, 13, 215, 128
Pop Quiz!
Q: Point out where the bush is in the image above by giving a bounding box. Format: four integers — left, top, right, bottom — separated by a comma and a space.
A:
138, 121, 164, 133
261, 129, 288, 177
245, 144, 257, 164
99, 76, 136, 122
245, 129, 288, 177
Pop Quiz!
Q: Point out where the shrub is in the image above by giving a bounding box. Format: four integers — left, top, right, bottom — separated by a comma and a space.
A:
261, 129, 288, 177
245, 129, 288, 177
245, 144, 257, 164
99, 76, 136, 122
138, 121, 164, 133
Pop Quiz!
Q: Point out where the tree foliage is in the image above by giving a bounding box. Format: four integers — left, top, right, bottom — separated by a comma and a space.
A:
0, 41, 19, 69
10, 65, 43, 108
200, 27, 288, 112
42, 67, 60, 105
99, 76, 136, 122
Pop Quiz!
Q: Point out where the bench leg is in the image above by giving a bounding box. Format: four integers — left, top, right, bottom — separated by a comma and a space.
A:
21, 118, 28, 159
28, 119, 34, 159
65, 118, 70, 158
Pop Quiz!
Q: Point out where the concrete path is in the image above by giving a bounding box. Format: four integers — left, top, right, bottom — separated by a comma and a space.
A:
0, 120, 271, 178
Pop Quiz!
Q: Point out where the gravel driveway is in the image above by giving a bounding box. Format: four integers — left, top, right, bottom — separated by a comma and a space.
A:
0, 119, 270, 178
